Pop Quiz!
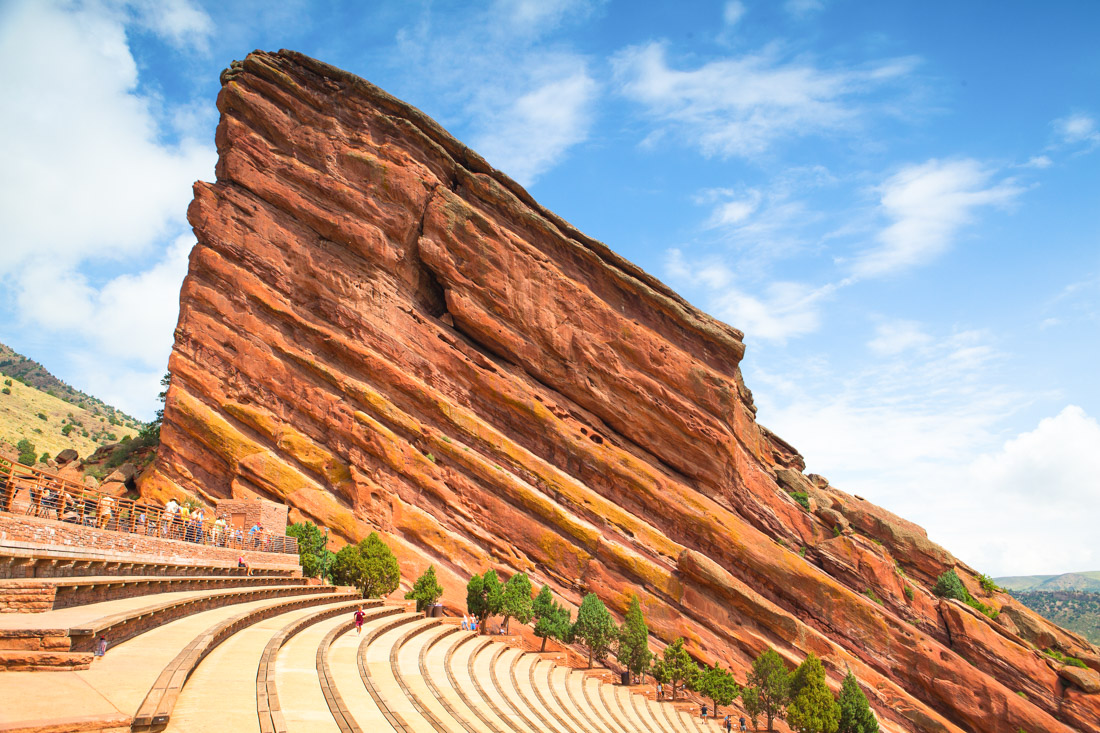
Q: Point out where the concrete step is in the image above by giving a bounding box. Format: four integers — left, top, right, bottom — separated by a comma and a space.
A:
422, 627, 497, 733
510, 652, 572, 733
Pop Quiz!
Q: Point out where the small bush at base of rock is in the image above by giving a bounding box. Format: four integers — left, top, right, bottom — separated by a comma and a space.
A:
864, 589, 883, 605
904, 585, 914, 601
934, 569, 970, 602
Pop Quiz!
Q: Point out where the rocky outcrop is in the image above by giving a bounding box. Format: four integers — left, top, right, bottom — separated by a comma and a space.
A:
144, 50, 1099, 732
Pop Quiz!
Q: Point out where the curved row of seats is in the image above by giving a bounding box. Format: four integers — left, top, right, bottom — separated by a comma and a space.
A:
0, 561, 719, 731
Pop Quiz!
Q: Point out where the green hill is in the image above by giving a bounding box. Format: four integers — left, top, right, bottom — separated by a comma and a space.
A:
1010, 591, 1100, 644
0, 341, 143, 462
995, 571, 1100, 592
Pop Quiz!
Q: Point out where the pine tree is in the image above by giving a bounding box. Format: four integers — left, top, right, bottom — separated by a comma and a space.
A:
571, 593, 617, 668
787, 662, 840, 733
696, 663, 740, 718
789, 653, 827, 699
747, 648, 790, 731
405, 565, 444, 612
532, 586, 571, 652
358, 532, 401, 598
616, 594, 652, 683
837, 671, 879, 733
742, 685, 762, 731
330, 532, 401, 598
500, 572, 533, 633
661, 637, 699, 700
466, 570, 504, 633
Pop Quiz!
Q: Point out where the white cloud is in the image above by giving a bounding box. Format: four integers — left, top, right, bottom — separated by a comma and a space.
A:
850, 159, 1022, 278
1052, 112, 1100, 149
0, 0, 213, 418
867, 319, 931, 356
612, 41, 916, 158
723, 1, 747, 27
712, 281, 833, 343
1024, 155, 1052, 169
129, 0, 213, 50
786, 0, 825, 18
393, 1, 600, 186
471, 67, 598, 184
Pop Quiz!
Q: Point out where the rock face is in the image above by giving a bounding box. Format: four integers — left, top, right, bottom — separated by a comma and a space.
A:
145, 50, 1099, 732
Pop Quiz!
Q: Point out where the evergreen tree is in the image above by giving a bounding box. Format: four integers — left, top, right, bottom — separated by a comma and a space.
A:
695, 662, 740, 717
789, 653, 827, 699
405, 565, 444, 612
500, 572, 533, 633
661, 637, 699, 700
571, 593, 617, 668
358, 532, 401, 598
466, 569, 504, 633
741, 686, 762, 731
747, 648, 790, 731
837, 671, 879, 733
651, 658, 671, 696
616, 594, 652, 683
787, 662, 840, 733
16, 438, 36, 466
286, 521, 327, 578
532, 586, 571, 652
331, 534, 400, 598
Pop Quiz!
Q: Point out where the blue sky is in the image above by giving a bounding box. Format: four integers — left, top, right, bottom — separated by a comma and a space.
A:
1, 0, 1097, 576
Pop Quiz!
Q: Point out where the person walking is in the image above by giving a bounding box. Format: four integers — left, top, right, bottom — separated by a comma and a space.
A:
354, 607, 366, 634
656, 681, 663, 700
724, 715, 732, 732
700, 703, 708, 719
739, 715, 747, 732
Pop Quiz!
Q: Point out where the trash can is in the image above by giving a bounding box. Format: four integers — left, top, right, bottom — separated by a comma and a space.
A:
430, 604, 444, 618
621, 670, 630, 686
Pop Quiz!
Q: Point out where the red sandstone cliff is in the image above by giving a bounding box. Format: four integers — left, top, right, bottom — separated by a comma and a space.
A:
144, 50, 1100, 732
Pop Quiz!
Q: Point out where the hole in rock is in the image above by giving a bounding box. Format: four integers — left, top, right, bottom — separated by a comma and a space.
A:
588, 433, 604, 445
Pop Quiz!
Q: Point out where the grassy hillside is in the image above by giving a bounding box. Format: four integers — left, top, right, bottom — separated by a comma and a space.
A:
996, 571, 1100, 592
0, 372, 141, 462
0, 342, 141, 429
1011, 591, 1100, 644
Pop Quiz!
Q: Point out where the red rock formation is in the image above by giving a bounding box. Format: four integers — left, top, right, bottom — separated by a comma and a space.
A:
143, 50, 1099, 732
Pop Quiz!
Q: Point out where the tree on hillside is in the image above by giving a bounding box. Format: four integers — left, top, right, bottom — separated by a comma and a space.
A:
405, 565, 444, 612
659, 637, 699, 700
286, 521, 327, 579
16, 439, 36, 466
745, 648, 791, 731
787, 653, 840, 733
330, 532, 400, 598
742, 685, 762, 731
933, 569, 970, 602
467, 570, 504, 633
696, 662, 740, 718
616, 594, 652, 683
571, 593, 617, 668
837, 671, 879, 733
532, 585, 571, 652
500, 572, 533, 633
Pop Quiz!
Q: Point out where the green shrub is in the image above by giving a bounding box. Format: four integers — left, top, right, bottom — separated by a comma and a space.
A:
1016, 691, 1027, 699
864, 589, 883, 605
16, 439, 36, 465
1044, 649, 1089, 668
904, 585, 914, 601
330, 532, 400, 598
61, 424, 74, 436
3, 379, 11, 386
405, 565, 444, 612
39, 453, 50, 463
978, 573, 999, 594
934, 570, 970, 602
37, 413, 47, 421
788, 491, 810, 510
425, 452, 436, 464
1, 387, 9, 395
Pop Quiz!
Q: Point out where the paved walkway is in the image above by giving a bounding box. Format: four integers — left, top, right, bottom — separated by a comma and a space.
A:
0, 582, 304, 631
0, 594, 306, 727
275, 613, 347, 733
164, 603, 332, 732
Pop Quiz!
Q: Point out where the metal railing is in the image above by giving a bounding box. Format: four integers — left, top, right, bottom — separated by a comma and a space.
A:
0, 456, 297, 555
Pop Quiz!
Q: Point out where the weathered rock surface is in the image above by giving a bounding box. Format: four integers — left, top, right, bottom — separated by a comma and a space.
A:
144, 50, 1099, 732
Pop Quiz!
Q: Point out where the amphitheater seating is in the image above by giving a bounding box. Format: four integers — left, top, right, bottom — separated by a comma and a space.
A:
0, 553, 719, 732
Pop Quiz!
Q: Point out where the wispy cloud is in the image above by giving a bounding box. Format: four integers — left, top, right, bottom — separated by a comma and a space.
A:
785, 0, 825, 19
611, 41, 917, 159
392, 0, 601, 186
850, 159, 1022, 279
867, 319, 932, 356
1051, 112, 1100, 151
723, 1, 747, 27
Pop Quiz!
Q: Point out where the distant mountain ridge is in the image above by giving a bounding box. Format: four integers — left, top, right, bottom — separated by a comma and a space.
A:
996, 571, 1100, 592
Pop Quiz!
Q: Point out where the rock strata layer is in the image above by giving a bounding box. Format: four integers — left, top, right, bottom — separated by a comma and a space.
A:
145, 50, 1099, 732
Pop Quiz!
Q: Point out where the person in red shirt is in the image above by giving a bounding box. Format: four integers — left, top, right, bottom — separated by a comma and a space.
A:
354, 607, 366, 634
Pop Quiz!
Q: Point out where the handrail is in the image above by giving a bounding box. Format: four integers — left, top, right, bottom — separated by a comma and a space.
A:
0, 456, 297, 555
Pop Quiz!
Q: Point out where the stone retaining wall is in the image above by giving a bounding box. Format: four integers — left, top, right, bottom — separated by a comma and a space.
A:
0, 513, 300, 578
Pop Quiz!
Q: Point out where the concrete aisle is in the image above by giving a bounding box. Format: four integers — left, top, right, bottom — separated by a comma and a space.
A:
274, 612, 347, 733
327, 612, 416, 733
164, 604, 327, 733
423, 630, 497, 733
0, 594, 306, 726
